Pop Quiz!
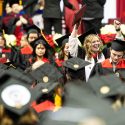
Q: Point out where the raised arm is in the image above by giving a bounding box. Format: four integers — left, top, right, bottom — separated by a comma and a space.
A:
68, 21, 82, 57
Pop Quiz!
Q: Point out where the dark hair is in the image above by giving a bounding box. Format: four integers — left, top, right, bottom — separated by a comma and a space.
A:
27, 29, 39, 40
57, 40, 69, 60
31, 39, 55, 65
31, 39, 49, 63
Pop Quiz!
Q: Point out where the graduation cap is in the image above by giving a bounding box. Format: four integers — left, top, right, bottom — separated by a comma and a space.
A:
88, 74, 124, 98
8, 0, 21, 7
78, 28, 97, 44
0, 62, 8, 70
4, 67, 34, 84
30, 35, 52, 54
3, 61, 16, 68
115, 70, 125, 81
111, 39, 125, 51
63, 57, 91, 80
30, 63, 63, 94
55, 34, 70, 48
0, 74, 36, 116
1, 62, 34, 84
24, 24, 41, 35
63, 57, 91, 71
41, 83, 114, 125
111, 109, 125, 125
41, 109, 116, 125
72, 4, 86, 26
46, 108, 108, 125
64, 80, 112, 110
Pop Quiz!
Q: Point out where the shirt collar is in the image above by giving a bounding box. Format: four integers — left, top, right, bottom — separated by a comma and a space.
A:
109, 58, 119, 65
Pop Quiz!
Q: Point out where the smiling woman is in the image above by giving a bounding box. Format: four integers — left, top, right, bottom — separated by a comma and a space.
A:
68, 23, 110, 82
83, 34, 103, 60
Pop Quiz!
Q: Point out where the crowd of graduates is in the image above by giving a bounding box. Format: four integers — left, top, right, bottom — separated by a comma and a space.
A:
1, 1, 125, 125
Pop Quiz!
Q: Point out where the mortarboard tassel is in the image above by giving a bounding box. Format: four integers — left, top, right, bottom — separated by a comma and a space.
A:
19, 0, 22, 5
112, 96, 122, 111
54, 87, 62, 111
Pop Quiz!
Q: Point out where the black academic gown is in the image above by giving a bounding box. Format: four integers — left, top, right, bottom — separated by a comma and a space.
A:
90, 58, 125, 81
76, 47, 110, 82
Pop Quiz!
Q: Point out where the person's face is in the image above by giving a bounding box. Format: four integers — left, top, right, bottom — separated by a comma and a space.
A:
110, 49, 124, 63
90, 36, 102, 53
20, 35, 28, 47
28, 33, 39, 43
0, 36, 5, 47
35, 44, 46, 57
114, 20, 121, 30
12, 4, 20, 14
64, 43, 69, 56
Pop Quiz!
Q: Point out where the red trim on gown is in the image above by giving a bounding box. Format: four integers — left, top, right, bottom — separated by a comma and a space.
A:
21, 45, 33, 54
31, 100, 55, 113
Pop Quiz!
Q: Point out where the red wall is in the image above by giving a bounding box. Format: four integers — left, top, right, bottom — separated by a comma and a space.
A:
116, 0, 125, 23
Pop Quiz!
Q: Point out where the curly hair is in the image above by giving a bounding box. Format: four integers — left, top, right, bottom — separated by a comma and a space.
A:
83, 34, 103, 60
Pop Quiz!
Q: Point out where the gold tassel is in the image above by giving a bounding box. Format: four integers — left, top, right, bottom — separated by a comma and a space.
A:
19, 0, 22, 5
41, 31, 50, 44
54, 93, 62, 107
54, 93, 62, 112
112, 97, 122, 111
2, 29, 5, 36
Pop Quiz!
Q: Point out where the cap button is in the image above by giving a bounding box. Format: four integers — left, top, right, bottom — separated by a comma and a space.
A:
73, 64, 79, 69
43, 76, 49, 83
100, 86, 110, 94
42, 88, 48, 93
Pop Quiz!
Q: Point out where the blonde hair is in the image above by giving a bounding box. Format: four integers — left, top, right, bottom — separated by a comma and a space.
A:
0, 105, 39, 125
83, 34, 103, 60
18, 110, 39, 125
0, 105, 14, 125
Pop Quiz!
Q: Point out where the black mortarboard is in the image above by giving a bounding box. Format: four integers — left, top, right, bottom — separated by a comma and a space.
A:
43, 108, 107, 125
0, 62, 8, 70
111, 39, 125, 51
116, 70, 125, 82
72, 4, 86, 26
63, 57, 91, 71
88, 74, 124, 98
41, 83, 114, 125
63, 57, 91, 80
24, 24, 41, 35
55, 34, 70, 48
111, 109, 125, 125
64, 80, 112, 110
9, 0, 20, 7
30, 35, 52, 56
4, 61, 16, 68
0, 74, 36, 116
30, 63, 63, 94
4, 67, 34, 84
41, 109, 118, 125
2, 60, 31, 81
78, 28, 97, 44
